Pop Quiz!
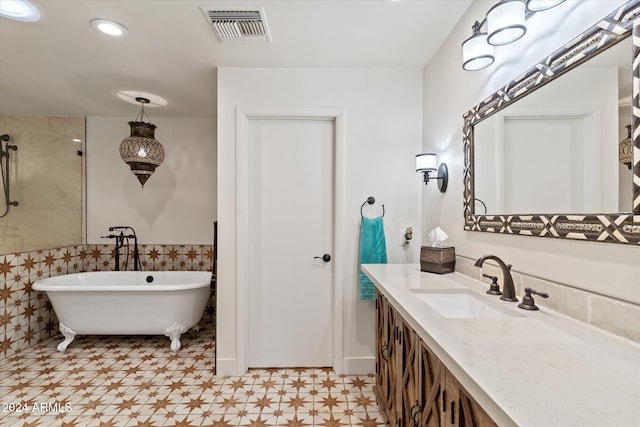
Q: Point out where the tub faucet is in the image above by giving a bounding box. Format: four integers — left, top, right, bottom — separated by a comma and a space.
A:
474, 255, 518, 302
102, 226, 140, 271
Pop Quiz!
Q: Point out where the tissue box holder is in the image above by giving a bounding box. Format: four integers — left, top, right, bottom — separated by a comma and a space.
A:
420, 246, 456, 274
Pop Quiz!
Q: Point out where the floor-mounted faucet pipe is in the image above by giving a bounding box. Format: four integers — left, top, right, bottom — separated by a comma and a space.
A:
0, 135, 19, 219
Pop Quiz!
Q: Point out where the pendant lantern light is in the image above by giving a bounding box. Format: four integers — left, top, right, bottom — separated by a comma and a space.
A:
462, 21, 495, 71
119, 97, 165, 187
487, 0, 527, 46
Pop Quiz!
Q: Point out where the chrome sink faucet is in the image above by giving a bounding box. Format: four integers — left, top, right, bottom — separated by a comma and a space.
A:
474, 255, 518, 302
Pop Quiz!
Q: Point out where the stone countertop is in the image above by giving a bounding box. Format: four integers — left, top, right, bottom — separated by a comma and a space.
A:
362, 264, 640, 427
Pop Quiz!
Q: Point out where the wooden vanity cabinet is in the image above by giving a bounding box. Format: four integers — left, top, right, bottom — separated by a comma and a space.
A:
375, 292, 497, 427
444, 374, 497, 427
376, 292, 399, 426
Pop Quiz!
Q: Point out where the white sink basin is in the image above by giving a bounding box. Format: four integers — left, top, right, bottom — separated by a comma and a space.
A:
411, 289, 524, 319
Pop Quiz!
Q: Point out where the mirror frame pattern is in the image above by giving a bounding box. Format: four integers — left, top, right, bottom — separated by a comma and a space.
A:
463, 0, 640, 245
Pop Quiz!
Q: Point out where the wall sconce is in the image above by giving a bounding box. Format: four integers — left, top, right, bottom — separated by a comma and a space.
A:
416, 153, 448, 193
462, 0, 565, 71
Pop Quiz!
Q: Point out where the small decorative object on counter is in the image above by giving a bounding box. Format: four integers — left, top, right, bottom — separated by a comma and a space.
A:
420, 246, 456, 274
421, 226, 455, 274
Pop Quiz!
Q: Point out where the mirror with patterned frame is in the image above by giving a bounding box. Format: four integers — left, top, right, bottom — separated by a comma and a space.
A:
463, 0, 640, 245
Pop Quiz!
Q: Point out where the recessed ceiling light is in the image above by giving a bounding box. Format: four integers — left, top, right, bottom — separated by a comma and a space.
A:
117, 91, 168, 107
72, 138, 82, 143
0, 0, 40, 22
90, 19, 128, 36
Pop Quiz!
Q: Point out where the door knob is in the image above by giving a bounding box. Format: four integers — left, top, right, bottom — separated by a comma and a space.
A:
314, 254, 331, 262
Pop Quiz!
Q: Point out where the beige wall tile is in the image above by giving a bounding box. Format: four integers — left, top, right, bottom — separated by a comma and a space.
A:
590, 295, 640, 343
456, 255, 639, 343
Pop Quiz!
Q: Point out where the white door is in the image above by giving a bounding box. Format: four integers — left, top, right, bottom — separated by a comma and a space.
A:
502, 117, 586, 213
247, 118, 334, 368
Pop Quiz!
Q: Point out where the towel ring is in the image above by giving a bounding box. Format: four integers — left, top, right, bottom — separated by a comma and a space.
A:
360, 196, 385, 218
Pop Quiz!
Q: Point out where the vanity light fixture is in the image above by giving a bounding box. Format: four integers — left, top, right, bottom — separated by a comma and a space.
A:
119, 97, 165, 187
462, 21, 495, 71
416, 153, 448, 193
525, 0, 565, 12
0, 0, 40, 22
462, 0, 565, 71
90, 19, 128, 36
486, 0, 527, 46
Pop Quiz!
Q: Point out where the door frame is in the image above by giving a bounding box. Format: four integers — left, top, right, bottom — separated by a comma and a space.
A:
235, 107, 346, 374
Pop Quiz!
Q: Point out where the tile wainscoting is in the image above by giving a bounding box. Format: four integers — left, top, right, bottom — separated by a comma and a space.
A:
0, 244, 215, 358
456, 255, 640, 343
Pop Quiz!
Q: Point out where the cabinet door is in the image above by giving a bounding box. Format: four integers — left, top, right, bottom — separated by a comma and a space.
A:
445, 372, 497, 427
375, 292, 398, 426
416, 340, 444, 427
398, 319, 420, 427
375, 293, 497, 427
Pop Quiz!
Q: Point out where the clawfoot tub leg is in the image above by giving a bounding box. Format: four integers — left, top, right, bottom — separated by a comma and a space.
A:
163, 322, 188, 352
57, 323, 76, 352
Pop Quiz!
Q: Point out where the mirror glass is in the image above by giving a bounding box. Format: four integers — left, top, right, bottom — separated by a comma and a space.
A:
473, 38, 632, 215
0, 115, 85, 254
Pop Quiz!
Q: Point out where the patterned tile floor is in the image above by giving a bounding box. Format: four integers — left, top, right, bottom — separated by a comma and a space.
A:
0, 324, 384, 426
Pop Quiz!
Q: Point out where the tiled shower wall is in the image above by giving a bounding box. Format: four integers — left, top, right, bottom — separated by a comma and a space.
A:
456, 255, 640, 343
0, 244, 215, 358
0, 115, 85, 254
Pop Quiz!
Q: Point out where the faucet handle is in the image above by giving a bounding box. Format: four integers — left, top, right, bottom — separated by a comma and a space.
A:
482, 273, 502, 296
518, 287, 549, 311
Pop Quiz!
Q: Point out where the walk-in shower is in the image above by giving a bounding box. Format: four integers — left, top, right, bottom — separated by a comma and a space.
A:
0, 134, 18, 218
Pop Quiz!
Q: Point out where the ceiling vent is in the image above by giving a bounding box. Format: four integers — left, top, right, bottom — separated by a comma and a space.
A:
201, 8, 272, 43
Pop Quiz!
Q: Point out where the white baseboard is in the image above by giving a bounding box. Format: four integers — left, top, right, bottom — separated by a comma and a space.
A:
215, 358, 241, 376
341, 356, 375, 375
216, 357, 375, 376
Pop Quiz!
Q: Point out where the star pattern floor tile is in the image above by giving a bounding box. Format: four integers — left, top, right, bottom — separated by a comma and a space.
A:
0, 325, 384, 426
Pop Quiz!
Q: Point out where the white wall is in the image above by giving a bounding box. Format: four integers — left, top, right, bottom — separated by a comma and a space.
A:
422, 0, 640, 304
217, 67, 423, 375
86, 117, 216, 244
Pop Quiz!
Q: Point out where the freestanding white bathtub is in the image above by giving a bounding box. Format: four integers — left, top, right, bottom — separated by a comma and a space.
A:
33, 271, 211, 352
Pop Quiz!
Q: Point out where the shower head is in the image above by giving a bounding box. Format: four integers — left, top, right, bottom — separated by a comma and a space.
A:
0, 134, 9, 142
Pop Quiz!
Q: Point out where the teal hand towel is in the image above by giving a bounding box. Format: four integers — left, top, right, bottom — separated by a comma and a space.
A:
359, 216, 387, 300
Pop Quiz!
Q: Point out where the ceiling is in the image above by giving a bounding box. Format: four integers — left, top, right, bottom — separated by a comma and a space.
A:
0, 0, 472, 119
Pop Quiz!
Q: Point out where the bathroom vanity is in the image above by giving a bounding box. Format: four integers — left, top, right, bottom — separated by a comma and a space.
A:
363, 264, 640, 427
